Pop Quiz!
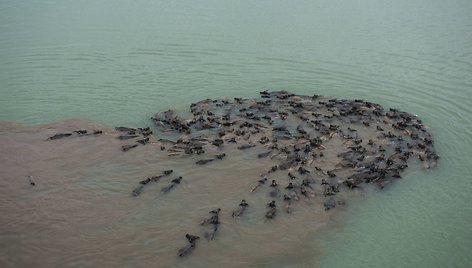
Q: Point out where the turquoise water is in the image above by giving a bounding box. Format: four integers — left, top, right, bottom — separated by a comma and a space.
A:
1, 0, 471, 267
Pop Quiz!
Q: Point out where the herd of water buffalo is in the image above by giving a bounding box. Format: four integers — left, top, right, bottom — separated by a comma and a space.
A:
46, 91, 438, 257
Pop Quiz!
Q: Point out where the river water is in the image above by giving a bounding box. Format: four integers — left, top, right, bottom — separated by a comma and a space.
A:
0, 0, 471, 267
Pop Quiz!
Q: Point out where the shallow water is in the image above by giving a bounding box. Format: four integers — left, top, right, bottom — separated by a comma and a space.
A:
0, 119, 344, 267
1, 0, 472, 267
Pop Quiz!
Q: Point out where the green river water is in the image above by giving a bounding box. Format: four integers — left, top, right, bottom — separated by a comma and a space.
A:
1, 0, 471, 267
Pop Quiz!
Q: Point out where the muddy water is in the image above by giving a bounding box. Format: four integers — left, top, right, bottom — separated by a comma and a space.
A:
1, 119, 372, 267
0, 100, 431, 268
